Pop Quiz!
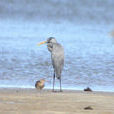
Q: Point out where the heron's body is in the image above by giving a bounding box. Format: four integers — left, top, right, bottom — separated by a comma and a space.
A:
47, 38, 64, 92
48, 43, 64, 79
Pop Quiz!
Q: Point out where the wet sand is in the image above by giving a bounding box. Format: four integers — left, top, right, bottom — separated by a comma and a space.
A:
0, 88, 114, 114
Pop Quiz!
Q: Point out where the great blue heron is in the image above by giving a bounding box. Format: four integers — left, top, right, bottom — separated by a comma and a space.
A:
38, 37, 64, 92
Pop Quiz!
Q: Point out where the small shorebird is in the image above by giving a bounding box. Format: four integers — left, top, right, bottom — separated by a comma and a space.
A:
35, 79, 45, 90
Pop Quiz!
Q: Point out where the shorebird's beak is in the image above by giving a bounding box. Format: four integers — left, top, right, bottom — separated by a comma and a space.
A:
37, 41, 47, 46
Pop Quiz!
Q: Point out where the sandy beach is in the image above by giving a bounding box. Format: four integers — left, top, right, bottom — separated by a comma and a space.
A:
0, 88, 114, 114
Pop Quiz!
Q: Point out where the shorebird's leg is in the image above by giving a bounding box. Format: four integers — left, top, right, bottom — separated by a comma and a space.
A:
60, 77, 62, 92
52, 71, 55, 92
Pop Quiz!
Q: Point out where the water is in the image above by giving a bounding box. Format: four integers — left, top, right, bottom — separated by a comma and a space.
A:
0, 0, 114, 92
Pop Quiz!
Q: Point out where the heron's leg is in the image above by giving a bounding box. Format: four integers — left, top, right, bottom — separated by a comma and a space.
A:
60, 77, 63, 92
52, 71, 55, 92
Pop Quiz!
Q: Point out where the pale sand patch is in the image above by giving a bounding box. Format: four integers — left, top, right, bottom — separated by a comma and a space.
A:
0, 88, 114, 114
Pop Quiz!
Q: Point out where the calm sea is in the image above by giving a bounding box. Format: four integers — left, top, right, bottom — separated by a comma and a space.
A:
0, 0, 114, 92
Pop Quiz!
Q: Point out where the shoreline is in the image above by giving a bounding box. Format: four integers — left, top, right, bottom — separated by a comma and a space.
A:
0, 88, 114, 113
0, 86, 114, 93
0, 87, 114, 95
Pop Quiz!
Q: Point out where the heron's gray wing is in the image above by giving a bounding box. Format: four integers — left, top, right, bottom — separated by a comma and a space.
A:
51, 43, 64, 78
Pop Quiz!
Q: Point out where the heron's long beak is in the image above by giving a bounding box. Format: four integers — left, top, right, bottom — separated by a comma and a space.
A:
37, 41, 47, 46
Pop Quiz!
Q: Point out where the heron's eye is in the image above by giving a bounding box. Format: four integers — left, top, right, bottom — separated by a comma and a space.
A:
47, 41, 50, 43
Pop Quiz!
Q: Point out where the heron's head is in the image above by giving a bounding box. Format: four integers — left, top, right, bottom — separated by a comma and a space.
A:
47, 37, 57, 44
38, 37, 57, 46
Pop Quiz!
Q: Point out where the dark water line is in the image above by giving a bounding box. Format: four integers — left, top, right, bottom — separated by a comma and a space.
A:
0, 84, 114, 92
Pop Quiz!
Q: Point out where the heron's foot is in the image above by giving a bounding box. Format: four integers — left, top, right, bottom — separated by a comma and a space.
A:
52, 89, 63, 92
52, 90, 57, 92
